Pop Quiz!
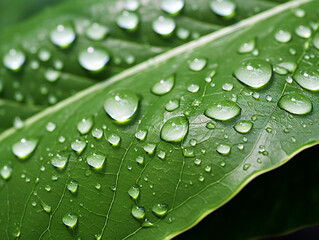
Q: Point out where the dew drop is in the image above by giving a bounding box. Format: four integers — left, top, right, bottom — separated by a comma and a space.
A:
234, 59, 272, 89
198, 175, 205, 182
117, 11, 139, 31
1, 166, 12, 180
205, 166, 212, 172
165, 99, 180, 111
234, 120, 253, 134
222, 83, 233, 91
77, 117, 93, 135
50, 24, 76, 48
183, 148, 194, 157
108, 134, 121, 146
128, 185, 140, 199
210, 0, 236, 18
152, 203, 168, 217
125, 0, 140, 11
46, 122, 56, 132
274, 30, 292, 43
176, 28, 190, 40
104, 89, 139, 122
67, 180, 78, 193
3, 49, 26, 71
295, 25, 311, 38
135, 130, 147, 141
45, 68, 61, 82
12, 138, 38, 159
143, 143, 156, 154
151, 75, 175, 95
158, 151, 166, 160
92, 128, 103, 139
42, 202, 52, 213
160, 0, 184, 15
188, 58, 207, 71
152, 16, 176, 36
277, 62, 296, 73
51, 154, 69, 169
293, 67, 319, 91
71, 139, 87, 154
217, 144, 231, 155
78, 47, 110, 72
161, 116, 189, 142
238, 39, 255, 53
194, 158, 201, 166
86, 23, 109, 41
132, 205, 145, 220
243, 163, 251, 171
87, 153, 106, 169
206, 121, 215, 129
278, 93, 312, 115
205, 100, 241, 121
38, 49, 51, 62
136, 156, 144, 165
187, 84, 200, 93
62, 213, 78, 228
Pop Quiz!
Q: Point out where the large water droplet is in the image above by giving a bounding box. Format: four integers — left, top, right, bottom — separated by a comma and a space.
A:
1, 166, 12, 180
87, 153, 106, 169
205, 100, 241, 121
152, 203, 168, 217
210, 0, 236, 18
293, 67, 319, 91
234, 59, 272, 89
50, 24, 76, 48
234, 120, 253, 134
238, 39, 255, 54
152, 16, 176, 36
161, 116, 189, 142
132, 205, 145, 220
188, 58, 207, 71
279, 93, 312, 115
86, 23, 109, 41
151, 75, 175, 95
67, 180, 79, 193
71, 139, 87, 154
62, 213, 78, 228
12, 138, 38, 159
104, 89, 139, 122
117, 11, 139, 31
160, 0, 184, 15
78, 47, 110, 72
51, 154, 69, 169
128, 185, 140, 199
295, 25, 311, 38
77, 117, 93, 135
274, 30, 292, 43
217, 143, 231, 155
3, 49, 26, 71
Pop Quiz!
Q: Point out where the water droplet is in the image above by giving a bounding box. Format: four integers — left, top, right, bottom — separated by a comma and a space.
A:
45, 185, 51, 191
77, 117, 93, 135
190, 139, 197, 146
3, 49, 26, 71
274, 30, 292, 43
152, 16, 176, 36
50, 24, 76, 48
187, 84, 200, 93
238, 39, 255, 53
266, 95, 272, 102
71, 139, 87, 154
188, 58, 207, 71
117, 11, 139, 31
42, 202, 51, 213
1, 166, 12, 180
313, 33, 319, 50
86, 23, 109, 41
295, 25, 311, 38
176, 28, 190, 40
104, 89, 139, 122
293, 67, 319, 91
243, 163, 251, 171
46, 122, 56, 132
277, 62, 296, 73
87, 153, 106, 169
108, 134, 121, 146
234, 59, 272, 89
78, 47, 110, 72
206, 122, 215, 129
183, 148, 194, 157
160, 0, 184, 15
62, 213, 78, 228
13, 117, 24, 129
152, 203, 168, 217
38, 49, 51, 62
67, 180, 79, 193
125, 0, 140, 11
234, 120, 253, 134
95, 183, 101, 190
143, 143, 156, 154
51, 154, 69, 169
279, 93, 312, 115
142, 219, 154, 228
237, 144, 244, 150
294, 8, 305, 18
205, 100, 241, 121
132, 205, 145, 220
161, 116, 189, 142
198, 175, 205, 182
128, 185, 140, 199
222, 83, 233, 91
158, 151, 166, 160
165, 99, 180, 112
59, 136, 66, 143
210, 0, 236, 18
273, 66, 288, 75
12, 138, 38, 159
194, 158, 201, 166
252, 92, 260, 100
92, 128, 103, 139
205, 166, 212, 172
135, 130, 147, 141
151, 75, 175, 95
217, 144, 231, 155
44, 68, 60, 82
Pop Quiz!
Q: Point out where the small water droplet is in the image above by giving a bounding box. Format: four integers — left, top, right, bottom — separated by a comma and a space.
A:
12, 138, 38, 159
67, 180, 78, 193
151, 75, 175, 95
194, 158, 201, 166
59, 136, 66, 143
50, 24, 76, 48
51, 154, 69, 169
13, 117, 24, 129
71, 139, 87, 154
152, 16, 176, 36
160, 0, 184, 15
279, 93, 312, 115
143, 143, 156, 154
38, 49, 51, 62
243, 163, 251, 171
210, 0, 236, 18
222, 83, 233, 91
78, 47, 110, 72
217, 144, 231, 155
46, 122, 56, 132
238, 39, 255, 53
77, 117, 93, 135
206, 122, 216, 129
205, 166, 212, 172
136, 156, 144, 165
161, 116, 189, 142
3, 49, 26, 71
125, 0, 140, 11
252, 92, 260, 100
205, 100, 241, 121
1, 166, 12, 180
92, 128, 103, 139
86, 23, 109, 41
108, 134, 121, 146
128, 185, 140, 199
234, 120, 253, 134
152, 203, 168, 217
295, 25, 311, 38
165, 99, 180, 111
176, 27, 190, 40
44, 68, 60, 82
234, 59, 272, 89
293, 67, 319, 91
135, 130, 147, 141
42, 202, 51, 213
183, 148, 194, 157
95, 183, 101, 190
62, 213, 78, 228
117, 11, 139, 31
188, 58, 207, 71
187, 84, 200, 93
87, 153, 106, 169
198, 175, 205, 182
104, 89, 139, 122
45, 185, 51, 191
274, 30, 292, 43
158, 151, 166, 160
132, 205, 145, 220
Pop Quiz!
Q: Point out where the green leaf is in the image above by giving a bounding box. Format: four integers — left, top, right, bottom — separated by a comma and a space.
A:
0, 0, 318, 240
0, 0, 286, 132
